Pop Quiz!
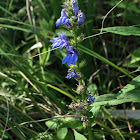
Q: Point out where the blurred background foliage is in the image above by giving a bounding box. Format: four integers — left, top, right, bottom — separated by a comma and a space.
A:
0, 0, 140, 139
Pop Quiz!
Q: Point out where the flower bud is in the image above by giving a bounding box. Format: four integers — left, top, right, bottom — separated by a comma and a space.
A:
72, 0, 79, 17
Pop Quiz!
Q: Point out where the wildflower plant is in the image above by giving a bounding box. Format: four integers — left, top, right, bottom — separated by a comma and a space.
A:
50, 0, 96, 139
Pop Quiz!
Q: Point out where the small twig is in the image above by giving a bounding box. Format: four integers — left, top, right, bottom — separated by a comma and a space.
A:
100, 0, 123, 33
123, 104, 135, 140
87, 65, 108, 86
26, 0, 33, 26
26, 0, 38, 33
19, 71, 40, 93
31, 47, 60, 58
83, 32, 107, 40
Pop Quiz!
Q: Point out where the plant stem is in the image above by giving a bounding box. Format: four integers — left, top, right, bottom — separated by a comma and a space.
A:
74, 26, 77, 47
87, 116, 93, 140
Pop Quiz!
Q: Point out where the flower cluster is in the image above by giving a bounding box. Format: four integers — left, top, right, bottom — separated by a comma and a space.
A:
65, 70, 80, 79
56, 9, 71, 27
72, 0, 85, 25
50, 0, 84, 79
50, 32, 69, 50
56, 0, 85, 27
51, 32, 78, 66
86, 93, 95, 104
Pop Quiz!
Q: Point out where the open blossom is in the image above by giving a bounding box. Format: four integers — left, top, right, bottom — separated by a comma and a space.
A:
65, 70, 80, 79
56, 9, 71, 27
50, 32, 70, 49
86, 94, 95, 104
77, 12, 85, 25
62, 46, 78, 65
72, 0, 79, 17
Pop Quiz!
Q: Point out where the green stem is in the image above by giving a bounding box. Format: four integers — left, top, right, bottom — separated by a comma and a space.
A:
73, 25, 86, 101
87, 115, 93, 140
74, 26, 78, 47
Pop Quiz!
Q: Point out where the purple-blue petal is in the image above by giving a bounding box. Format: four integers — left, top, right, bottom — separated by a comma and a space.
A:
72, 0, 79, 16
62, 54, 69, 64
56, 9, 69, 27
73, 6, 79, 16
86, 94, 95, 104
62, 17, 67, 24
77, 12, 85, 25
52, 42, 59, 48
64, 19, 71, 26
56, 18, 62, 27
50, 32, 69, 50
72, 53, 78, 65
61, 9, 67, 17
67, 55, 73, 65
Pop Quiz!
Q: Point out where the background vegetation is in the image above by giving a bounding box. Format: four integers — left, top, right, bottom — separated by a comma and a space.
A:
0, 0, 140, 139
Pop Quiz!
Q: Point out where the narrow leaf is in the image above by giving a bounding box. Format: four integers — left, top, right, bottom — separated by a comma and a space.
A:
101, 26, 140, 36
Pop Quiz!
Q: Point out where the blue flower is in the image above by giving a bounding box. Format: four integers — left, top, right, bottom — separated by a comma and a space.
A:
77, 12, 85, 25
72, 0, 79, 17
86, 94, 95, 104
62, 46, 78, 65
56, 9, 71, 27
65, 70, 80, 79
50, 32, 70, 49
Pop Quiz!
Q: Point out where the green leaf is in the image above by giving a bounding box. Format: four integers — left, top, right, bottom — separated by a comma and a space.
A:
0, 24, 32, 33
50, 0, 61, 18
45, 119, 59, 130
59, 117, 83, 129
91, 75, 140, 106
73, 130, 87, 140
106, 1, 140, 14
57, 128, 68, 140
118, 75, 140, 94
37, 0, 50, 21
90, 106, 100, 119
87, 83, 98, 94
0, 5, 20, 21
131, 48, 140, 63
64, 129, 74, 140
101, 26, 140, 36
123, 59, 140, 68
